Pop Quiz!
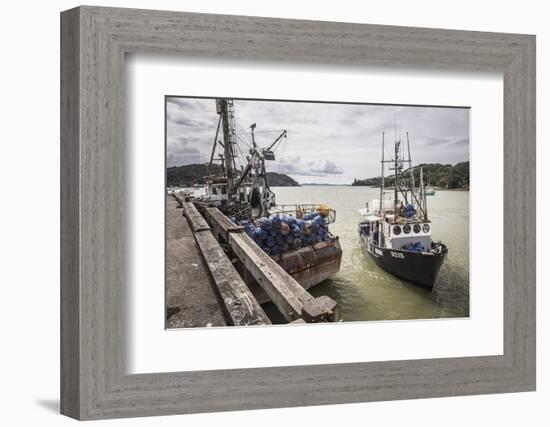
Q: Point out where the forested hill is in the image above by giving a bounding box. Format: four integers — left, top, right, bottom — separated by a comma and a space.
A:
352, 161, 469, 189
265, 172, 300, 187
166, 163, 299, 187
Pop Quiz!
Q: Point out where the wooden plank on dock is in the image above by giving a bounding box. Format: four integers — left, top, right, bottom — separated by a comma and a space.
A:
194, 230, 271, 326
183, 201, 211, 232
229, 231, 313, 321
205, 207, 243, 241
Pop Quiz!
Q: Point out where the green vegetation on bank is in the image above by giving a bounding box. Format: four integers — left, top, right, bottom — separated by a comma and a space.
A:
352, 161, 469, 189
166, 163, 299, 187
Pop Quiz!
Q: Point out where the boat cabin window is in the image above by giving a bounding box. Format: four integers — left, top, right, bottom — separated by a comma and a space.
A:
221, 186, 227, 195
212, 187, 218, 195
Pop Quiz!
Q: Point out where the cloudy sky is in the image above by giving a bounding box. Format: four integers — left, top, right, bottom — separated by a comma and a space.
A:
166, 97, 469, 185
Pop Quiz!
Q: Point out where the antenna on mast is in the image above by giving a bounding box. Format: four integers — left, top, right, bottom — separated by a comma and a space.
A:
406, 132, 416, 208
380, 132, 385, 214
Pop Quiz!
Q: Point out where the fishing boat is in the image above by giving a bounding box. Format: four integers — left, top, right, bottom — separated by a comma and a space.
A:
193, 98, 342, 294
358, 131, 447, 290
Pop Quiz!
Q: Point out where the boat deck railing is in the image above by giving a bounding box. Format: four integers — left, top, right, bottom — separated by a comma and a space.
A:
272, 204, 336, 224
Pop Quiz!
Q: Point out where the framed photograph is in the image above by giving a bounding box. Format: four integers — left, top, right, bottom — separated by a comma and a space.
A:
61, 6, 536, 420
164, 96, 471, 329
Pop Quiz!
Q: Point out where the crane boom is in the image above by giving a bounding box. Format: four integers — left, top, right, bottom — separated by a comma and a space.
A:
267, 130, 287, 151
235, 129, 287, 188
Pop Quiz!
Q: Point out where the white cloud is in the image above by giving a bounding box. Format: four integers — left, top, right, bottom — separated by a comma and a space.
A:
269, 156, 343, 177
309, 160, 344, 175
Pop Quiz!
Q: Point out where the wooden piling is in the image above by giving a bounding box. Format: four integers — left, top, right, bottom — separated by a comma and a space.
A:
182, 201, 210, 232
183, 202, 270, 326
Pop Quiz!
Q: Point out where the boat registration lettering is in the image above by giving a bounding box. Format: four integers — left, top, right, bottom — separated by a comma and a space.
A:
288, 263, 315, 274
391, 251, 405, 259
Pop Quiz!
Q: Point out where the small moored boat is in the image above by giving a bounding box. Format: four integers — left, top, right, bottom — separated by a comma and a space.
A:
358, 131, 447, 290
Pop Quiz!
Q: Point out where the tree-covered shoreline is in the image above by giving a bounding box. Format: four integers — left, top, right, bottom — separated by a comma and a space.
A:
352, 161, 469, 189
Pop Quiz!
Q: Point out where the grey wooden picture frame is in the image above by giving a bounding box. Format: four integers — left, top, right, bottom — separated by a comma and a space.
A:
60, 5, 536, 420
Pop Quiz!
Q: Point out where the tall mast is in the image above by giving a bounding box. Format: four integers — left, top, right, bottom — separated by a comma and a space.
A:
250, 123, 257, 150
406, 132, 415, 206
380, 132, 385, 214
207, 115, 222, 176
423, 167, 428, 219
394, 136, 400, 214
217, 99, 236, 195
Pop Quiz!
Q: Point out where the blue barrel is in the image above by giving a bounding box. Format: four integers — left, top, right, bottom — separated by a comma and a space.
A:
259, 218, 272, 231
269, 214, 281, 228
255, 228, 268, 240
245, 223, 255, 236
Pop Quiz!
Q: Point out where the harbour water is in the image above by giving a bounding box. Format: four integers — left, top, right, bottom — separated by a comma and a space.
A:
268, 185, 470, 322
